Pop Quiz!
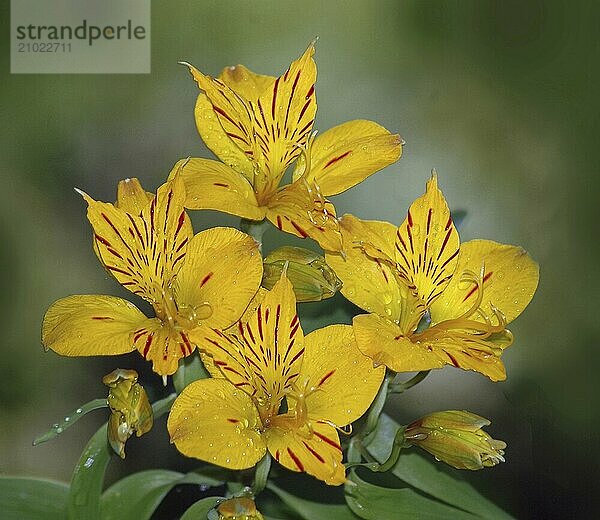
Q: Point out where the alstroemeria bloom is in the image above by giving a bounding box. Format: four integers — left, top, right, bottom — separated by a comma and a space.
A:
42, 176, 263, 376
167, 274, 384, 485
326, 174, 539, 381
174, 43, 402, 250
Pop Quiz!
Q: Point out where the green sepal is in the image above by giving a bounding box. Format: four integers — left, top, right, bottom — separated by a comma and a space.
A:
173, 350, 210, 394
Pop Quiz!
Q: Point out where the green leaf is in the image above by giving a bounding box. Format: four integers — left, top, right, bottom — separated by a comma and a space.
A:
366, 414, 513, 519
0, 477, 69, 520
345, 471, 478, 520
100, 469, 224, 520
267, 482, 360, 520
180, 496, 222, 520
67, 393, 177, 520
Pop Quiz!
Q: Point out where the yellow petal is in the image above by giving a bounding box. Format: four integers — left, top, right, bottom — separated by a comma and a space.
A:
82, 176, 193, 304
301, 325, 385, 427
266, 180, 342, 251
194, 93, 255, 181
325, 216, 405, 319
168, 378, 266, 470
116, 178, 153, 214
265, 420, 345, 485
169, 158, 265, 220
219, 64, 275, 101
174, 227, 263, 329
292, 120, 402, 196
251, 42, 317, 194
353, 313, 508, 381
429, 239, 539, 326
131, 317, 197, 376
395, 173, 460, 310
42, 295, 144, 356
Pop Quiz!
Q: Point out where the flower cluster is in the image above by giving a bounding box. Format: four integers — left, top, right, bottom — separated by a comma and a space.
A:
41, 42, 538, 498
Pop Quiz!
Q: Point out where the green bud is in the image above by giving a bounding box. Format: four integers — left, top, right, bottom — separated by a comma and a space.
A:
217, 497, 264, 520
404, 410, 506, 470
103, 369, 153, 458
263, 246, 341, 302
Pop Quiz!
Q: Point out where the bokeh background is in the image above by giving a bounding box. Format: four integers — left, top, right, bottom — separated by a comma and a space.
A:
1, 1, 598, 518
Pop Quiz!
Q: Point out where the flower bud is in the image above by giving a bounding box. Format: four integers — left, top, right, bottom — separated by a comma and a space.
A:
262, 246, 341, 302
103, 369, 153, 458
217, 497, 264, 520
404, 410, 506, 470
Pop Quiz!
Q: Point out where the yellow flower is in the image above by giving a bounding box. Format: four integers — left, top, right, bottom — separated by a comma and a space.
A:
103, 368, 153, 458
174, 43, 403, 251
325, 173, 539, 381
167, 274, 384, 485
42, 176, 263, 376
404, 410, 507, 470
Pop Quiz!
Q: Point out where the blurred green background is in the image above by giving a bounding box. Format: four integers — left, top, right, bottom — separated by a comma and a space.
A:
1, 0, 598, 518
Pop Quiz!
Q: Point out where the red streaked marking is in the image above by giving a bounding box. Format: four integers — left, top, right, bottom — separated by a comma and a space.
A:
323, 150, 351, 169
175, 211, 186, 238
175, 236, 188, 253
106, 265, 131, 276
143, 335, 153, 358
306, 84, 315, 99
446, 352, 460, 367
426, 208, 433, 234
180, 332, 194, 355
91, 316, 112, 321
200, 272, 214, 288
314, 431, 342, 452
462, 272, 493, 302
276, 215, 283, 230
94, 234, 112, 247
407, 209, 414, 227
133, 330, 147, 342
179, 343, 187, 356
214, 105, 242, 130
287, 447, 304, 472
275, 449, 281, 461
297, 98, 312, 123
318, 369, 336, 387
227, 418, 240, 424
303, 441, 325, 463
445, 216, 453, 230
272, 76, 280, 118
214, 360, 227, 367
288, 346, 305, 366
290, 221, 308, 238
213, 182, 229, 188
257, 307, 264, 341
437, 228, 453, 260
245, 323, 256, 344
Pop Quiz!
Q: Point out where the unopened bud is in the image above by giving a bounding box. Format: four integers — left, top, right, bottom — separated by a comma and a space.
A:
103, 369, 153, 458
263, 246, 341, 302
217, 497, 264, 520
404, 410, 506, 470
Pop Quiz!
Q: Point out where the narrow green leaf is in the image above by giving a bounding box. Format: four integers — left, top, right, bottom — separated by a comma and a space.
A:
267, 482, 360, 520
345, 471, 478, 520
180, 496, 223, 520
366, 414, 513, 519
0, 477, 69, 520
100, 469, 223, 520
67, 393, 176, 520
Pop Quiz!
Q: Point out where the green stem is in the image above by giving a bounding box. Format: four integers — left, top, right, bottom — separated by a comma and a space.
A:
389, 370, 430, 394
33, 398, 108, 446
240, 218, 270, 251
251, 453, 272, 495
361, 375, 391, 445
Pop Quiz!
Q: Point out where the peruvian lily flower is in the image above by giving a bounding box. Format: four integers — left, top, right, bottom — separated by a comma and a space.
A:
174, 42, 403, 251
42, 175, 263, 377
325, 174, 539, 381
167, 273, 384, 485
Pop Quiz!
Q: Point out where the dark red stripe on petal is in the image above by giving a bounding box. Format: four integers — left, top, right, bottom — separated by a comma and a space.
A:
323, 150, 352, 169
257, 307, 264, 342
288, 346, 305, 366
314, 431, 342, 452
200, 272, 214, 288
303, 441, 325, 463
143, 334, 153, 359
272, 76, 280, 119
213, 182, 229, 188
446, 352, 460, 367
287, 447, 305, 472
91, 316, 113, 321
290, 221, 308, 238
318, 369, 336, 387
276, 215, 283, 230
227, 418, 240, 423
